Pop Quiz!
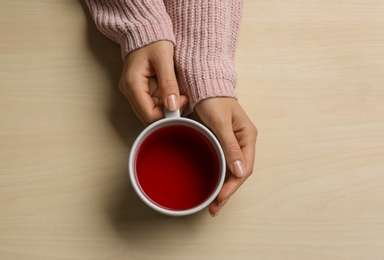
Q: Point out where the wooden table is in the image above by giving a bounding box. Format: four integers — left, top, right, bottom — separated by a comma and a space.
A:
1, 1, 383, 259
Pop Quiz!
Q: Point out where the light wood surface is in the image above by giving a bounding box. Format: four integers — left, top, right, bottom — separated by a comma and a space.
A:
1, 1, 384, 259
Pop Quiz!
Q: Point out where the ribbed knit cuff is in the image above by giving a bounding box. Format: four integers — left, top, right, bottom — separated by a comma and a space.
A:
119, 19, 176, 59
177, 58, 239, 114
181, 77, 237, 115
85, 0, 176, 60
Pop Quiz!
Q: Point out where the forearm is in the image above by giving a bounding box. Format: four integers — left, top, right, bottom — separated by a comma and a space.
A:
165, 0, 243, 113
85, 0, 175, 59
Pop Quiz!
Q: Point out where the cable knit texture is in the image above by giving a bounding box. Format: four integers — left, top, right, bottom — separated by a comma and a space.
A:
85, 0, 243, 113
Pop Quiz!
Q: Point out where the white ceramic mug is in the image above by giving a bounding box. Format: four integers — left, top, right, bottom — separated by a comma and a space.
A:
128, 109, 226, 216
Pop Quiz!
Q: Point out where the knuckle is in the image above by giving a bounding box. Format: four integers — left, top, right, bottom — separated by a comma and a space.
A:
119, 82, 133, 101
142, 115, 155, 125
119, 75, 136, 99
243, 121, 258, 141
251, 124, 258, 138
227, 142, 242, 155
160, 78, 178, 92
118, 80, 126, 93
119, 75, 131, 91
141, 111, 158, 125
121, 67, 137, 86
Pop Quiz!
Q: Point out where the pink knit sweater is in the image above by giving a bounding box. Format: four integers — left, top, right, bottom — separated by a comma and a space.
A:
85, 0, 243, 113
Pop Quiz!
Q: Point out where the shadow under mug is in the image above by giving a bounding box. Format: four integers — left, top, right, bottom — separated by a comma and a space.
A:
128, 109, 226, 216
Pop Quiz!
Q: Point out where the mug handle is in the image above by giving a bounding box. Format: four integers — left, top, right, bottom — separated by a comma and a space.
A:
164, 109, 180, 119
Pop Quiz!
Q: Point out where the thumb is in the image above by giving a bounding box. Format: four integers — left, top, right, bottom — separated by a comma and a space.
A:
151, 55, 180, 112
214, 123, 246, 178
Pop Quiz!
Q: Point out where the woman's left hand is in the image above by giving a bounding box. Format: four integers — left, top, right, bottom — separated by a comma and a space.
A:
193, 97, 257, 217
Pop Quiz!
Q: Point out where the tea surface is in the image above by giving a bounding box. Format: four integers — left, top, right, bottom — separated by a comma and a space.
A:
135, 125, 220, 210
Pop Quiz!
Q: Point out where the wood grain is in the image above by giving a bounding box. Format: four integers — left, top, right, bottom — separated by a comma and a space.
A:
1, 1, 383, 259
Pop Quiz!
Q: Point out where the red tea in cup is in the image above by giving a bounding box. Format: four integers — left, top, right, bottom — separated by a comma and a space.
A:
135, 125, 220, 211
129, 109, 225, 216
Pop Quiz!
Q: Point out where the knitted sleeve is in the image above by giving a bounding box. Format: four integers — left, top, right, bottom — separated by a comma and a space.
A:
165, 0, 243, 113
85, 0, 176, 59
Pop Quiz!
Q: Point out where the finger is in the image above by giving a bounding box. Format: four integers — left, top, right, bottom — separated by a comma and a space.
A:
119, 79, 163, 125
179, 95, 189, 114
210, 121, 257, 216
208, 194, 230, 217
218, 174, 248, 201
208, 124, 245, 216
209, 173, 248, 217
129, 100, 148, 126
236, 126, 257, 175
213, 122, 246, 179
148, 77, 159, 97
209, 198, 220, 217
120, 85, 149, 126
233, 110, 258, 175
148, 77, 188, 115
149, 77, 161, 107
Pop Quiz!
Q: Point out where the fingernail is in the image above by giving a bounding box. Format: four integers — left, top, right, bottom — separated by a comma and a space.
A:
210, 211, 219, 217
167, 94, 178, 111
233, 160, 245, 177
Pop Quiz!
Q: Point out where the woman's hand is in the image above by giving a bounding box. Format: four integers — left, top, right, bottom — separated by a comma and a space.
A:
119, 41, 188, 125
193, 98, 257, 217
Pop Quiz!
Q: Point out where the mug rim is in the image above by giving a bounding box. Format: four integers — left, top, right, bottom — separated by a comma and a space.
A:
128, 116, 226, 216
